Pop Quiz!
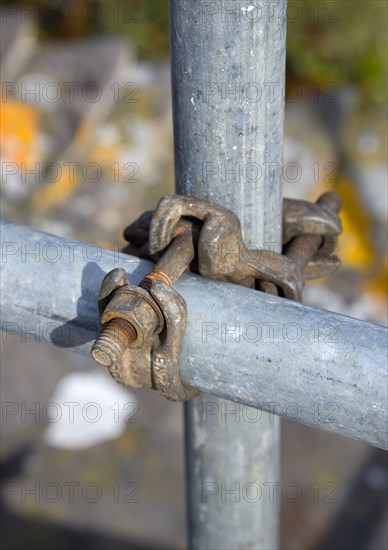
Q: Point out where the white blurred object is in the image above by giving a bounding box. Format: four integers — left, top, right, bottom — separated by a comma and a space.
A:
43, 370, 138, 450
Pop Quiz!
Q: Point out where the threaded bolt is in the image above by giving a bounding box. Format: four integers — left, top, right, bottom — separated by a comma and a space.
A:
91, 318, 137, 368
318, 191, 342, 214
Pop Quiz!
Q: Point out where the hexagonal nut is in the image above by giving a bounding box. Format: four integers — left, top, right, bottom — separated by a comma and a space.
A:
101, 285, 164, 348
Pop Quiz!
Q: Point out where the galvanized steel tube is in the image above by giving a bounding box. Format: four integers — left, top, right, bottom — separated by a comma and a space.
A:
169, 1, 284, 547
1, 221, 387, 453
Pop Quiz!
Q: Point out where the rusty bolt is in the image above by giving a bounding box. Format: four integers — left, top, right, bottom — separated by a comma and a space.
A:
91, 270, 165, 369
91, 318, 136, 368
282, 191, 342, 301
92, 220, 196, 371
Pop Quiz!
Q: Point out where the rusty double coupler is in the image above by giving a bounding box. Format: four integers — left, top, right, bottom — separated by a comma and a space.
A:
92, 191, 342, 400
91, 218, 199, 401
123, 191, 342, 301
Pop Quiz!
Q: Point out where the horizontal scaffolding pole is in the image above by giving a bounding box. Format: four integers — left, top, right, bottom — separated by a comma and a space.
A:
1, 220, 387, 449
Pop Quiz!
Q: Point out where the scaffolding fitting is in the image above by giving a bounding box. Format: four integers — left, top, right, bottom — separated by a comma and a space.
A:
92, 192, 342, 400
124, 192, 343, 301
92, 212, 199, 401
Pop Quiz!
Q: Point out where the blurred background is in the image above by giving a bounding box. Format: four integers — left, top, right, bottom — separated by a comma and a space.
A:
1, 0, 387, 548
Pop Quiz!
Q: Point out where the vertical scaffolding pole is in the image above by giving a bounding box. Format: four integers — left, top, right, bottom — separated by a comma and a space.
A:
169, 1, 287, 547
